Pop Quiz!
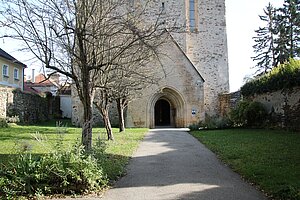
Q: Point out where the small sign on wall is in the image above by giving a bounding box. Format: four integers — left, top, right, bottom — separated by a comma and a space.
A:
192, 109, 196, 116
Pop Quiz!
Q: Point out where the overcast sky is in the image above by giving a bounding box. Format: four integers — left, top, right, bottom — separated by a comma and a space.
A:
1, 0, 285, 92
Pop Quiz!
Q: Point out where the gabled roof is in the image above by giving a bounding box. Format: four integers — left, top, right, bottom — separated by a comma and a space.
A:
23, 83, 40, 95
0, 48, 27, 68
25, 82, 57, 87
167, 32, 205, 83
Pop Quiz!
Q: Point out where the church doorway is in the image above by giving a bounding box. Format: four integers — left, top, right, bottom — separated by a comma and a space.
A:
155, 99, 171, 127
149, 87, 186, 128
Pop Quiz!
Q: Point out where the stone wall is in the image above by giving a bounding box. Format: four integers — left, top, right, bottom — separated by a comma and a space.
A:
248, 87, 300, 131
140, 0, 229, 115
0, 87, 60, 124
72, 86, 119, 127
218, 87, 300, 130
0, 87, 9, 118
218, 91, 241, 117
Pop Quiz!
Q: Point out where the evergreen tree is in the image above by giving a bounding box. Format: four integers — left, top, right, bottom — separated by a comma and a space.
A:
252, 3, 277, 74
275, 0, 300, 63
252, 0, 300, 74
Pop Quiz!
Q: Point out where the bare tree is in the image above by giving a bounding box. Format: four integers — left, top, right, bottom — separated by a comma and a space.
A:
113, 56, 161, 133
1, 0, 175, 145
1, 0, 100, 150
91, 1, 169, 138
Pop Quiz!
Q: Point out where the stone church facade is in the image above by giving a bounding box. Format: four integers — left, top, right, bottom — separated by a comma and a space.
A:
72, 0, 229, 128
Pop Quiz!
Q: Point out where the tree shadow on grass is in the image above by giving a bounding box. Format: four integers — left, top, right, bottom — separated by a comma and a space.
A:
100, 154, 131, 183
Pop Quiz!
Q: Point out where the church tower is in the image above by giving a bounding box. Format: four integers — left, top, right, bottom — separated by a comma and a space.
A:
163, 0, 230, 115
72, 0, 229, 128
124, 0, 229, 128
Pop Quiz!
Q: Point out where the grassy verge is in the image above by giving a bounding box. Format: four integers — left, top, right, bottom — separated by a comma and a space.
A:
190, 129, 300, 200
99, 128, 147, 181
0, 121, 147, 196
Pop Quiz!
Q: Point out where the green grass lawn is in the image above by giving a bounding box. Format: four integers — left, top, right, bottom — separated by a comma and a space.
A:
190, 129, 300, 200
0, 120, 147, 183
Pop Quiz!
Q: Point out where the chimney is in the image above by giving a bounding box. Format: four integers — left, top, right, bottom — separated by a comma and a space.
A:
31, 69, 35, 83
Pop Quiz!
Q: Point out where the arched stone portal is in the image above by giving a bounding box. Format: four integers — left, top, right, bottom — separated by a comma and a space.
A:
149, 87, 186, 128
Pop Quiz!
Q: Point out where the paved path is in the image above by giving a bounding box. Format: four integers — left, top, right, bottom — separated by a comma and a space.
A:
75, 129, 266, 200
67, 129, 265, 200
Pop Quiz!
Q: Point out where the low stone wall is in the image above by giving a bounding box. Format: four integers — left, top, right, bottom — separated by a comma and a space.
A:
248, 87, 300, 131
0, 87, 10, 118
0, 87, 60, 124
218, 88, 300, 131
72, 87, 119, 127
7, 89, 49, 123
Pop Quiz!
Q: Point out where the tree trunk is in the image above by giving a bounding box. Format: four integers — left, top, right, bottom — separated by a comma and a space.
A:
101, 108, 114, 140
82, 104, 93, 151
79, 64, 93, 151
80, 77, 93, 151
116, 98, 125, 133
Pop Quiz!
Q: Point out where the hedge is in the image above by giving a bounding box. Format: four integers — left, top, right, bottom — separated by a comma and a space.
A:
241, 59, 300, 97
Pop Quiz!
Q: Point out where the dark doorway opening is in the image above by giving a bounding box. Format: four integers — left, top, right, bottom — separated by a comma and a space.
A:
155, 99, 171, 126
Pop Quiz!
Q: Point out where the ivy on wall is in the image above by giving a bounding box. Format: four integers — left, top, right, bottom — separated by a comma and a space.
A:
241, 59, 300, 97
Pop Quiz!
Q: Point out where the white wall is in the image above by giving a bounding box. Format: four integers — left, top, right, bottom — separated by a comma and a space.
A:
60, 95, 72, 118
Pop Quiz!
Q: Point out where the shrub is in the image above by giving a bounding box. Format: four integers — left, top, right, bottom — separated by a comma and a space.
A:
244, 101, 268, 126
229, 101, 250, 126
188, 123, 201, 131
190, 115, 233, 130
0, 118, 8, 128
230, 101, 267, 127
241, 59, 300, 97
0, 122, 108, 199
201, 115, 232, 129
39, 144, 107, 194
6, 115, 20, 123
0, 144, 108, 198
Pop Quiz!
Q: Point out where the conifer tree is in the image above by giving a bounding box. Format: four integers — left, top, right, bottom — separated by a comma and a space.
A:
252, 3, 277, 74
252, 0, 300, 74
276, 0, 300, 60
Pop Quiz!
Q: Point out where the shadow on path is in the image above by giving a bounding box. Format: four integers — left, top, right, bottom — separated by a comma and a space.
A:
82, 129, 266, 200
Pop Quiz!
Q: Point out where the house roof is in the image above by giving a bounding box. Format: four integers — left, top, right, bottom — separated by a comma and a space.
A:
33, 73, 61, 87
25, 82, 57, 87
0, 48, 27, 68
23, 84, 40, 95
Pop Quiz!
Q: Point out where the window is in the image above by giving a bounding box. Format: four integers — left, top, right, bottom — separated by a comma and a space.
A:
14, 68, 19, 80
162, 2, 165, 11
2, 64, 9, 77
189, 0, 196, 31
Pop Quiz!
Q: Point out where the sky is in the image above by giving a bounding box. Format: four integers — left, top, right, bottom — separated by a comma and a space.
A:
226, 0, 284, 91
0, 0, 285, 92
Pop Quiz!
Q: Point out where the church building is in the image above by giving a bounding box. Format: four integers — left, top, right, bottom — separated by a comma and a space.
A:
72, 0, 229, 128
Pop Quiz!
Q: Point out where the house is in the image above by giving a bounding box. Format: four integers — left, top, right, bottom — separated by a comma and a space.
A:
0, 48, 26, 91
25, 73, 72, 119
25, 73, 60, 96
